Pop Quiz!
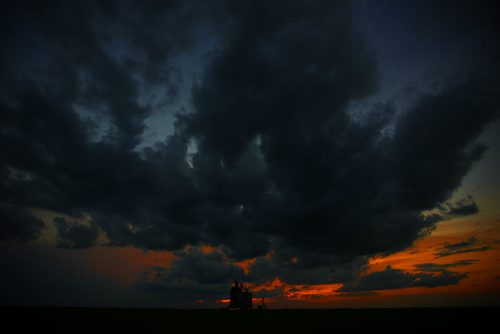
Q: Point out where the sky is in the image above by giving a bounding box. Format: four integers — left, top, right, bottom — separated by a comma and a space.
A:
0, 0, 499, 308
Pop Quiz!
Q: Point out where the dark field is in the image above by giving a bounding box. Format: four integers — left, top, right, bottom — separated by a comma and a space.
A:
3, 307, 496, 333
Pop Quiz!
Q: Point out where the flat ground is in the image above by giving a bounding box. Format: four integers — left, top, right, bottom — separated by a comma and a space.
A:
2, 307, 496, 333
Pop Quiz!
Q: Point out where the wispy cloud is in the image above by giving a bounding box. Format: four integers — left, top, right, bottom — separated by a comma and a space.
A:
434, 237, 492, 258
414, 260, 478, 272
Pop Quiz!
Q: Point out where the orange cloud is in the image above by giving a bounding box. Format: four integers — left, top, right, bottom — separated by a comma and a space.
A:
234, 258, 257, 274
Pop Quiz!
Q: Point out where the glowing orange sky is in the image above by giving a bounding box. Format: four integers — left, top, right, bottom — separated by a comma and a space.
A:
19, 195, 500, 308
238, 214, 500, 307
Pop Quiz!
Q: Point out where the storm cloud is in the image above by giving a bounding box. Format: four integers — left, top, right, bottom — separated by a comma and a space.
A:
1, 0, 499, 302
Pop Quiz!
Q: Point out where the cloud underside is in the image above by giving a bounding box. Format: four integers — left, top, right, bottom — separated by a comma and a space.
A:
1, 0, 499, 298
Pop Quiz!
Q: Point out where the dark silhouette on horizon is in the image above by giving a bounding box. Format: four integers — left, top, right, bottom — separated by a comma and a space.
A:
257, 297, 266, 311
229, 280, 253, 311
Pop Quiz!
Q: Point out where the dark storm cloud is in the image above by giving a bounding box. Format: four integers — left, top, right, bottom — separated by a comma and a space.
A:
180, 0, 499, 268
340, 265, 466, 293
434, 237, 492, 258
54, 217, 100, 249
390, 73, 498, 212
0, 204, 44, 242
0, 0, 499, 301
0, 0, 206, 243
27, 0, 203, 149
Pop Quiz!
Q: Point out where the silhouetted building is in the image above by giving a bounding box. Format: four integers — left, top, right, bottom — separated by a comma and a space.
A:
229, 280, 253, 310
257, 297, 266, 311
